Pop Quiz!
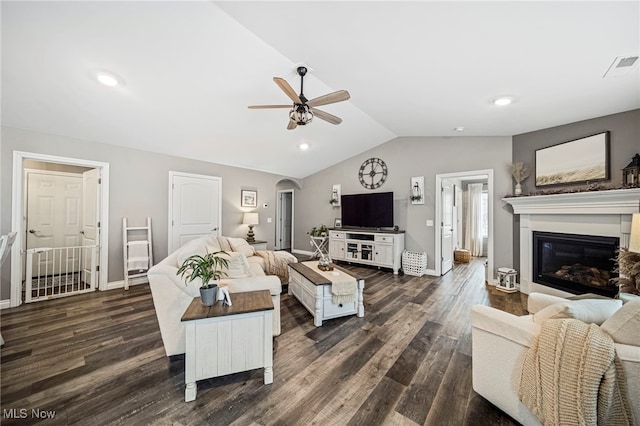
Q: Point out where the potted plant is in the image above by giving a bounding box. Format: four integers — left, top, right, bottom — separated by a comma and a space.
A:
410, 194, 423, 202
177, 250, 229, 306
510, 161, 530, 196
329, 198, 339, 205
308, 225, 329, 237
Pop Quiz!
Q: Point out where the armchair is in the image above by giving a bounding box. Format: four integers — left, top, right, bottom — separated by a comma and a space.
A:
471, 293, 640, 425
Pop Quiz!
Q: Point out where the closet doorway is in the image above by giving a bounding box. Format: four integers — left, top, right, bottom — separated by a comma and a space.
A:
11, 152, 110, 307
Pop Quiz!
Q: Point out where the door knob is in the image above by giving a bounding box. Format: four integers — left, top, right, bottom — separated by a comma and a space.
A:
80, 231, 86, 235
29, 229, 36, 234
211, 227, 218, 231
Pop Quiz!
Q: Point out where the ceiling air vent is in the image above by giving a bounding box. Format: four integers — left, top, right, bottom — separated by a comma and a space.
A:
603, 55, 639, 78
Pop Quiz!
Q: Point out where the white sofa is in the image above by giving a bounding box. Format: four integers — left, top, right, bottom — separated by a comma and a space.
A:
471, 293, 640, 425
148, 235, 287, 357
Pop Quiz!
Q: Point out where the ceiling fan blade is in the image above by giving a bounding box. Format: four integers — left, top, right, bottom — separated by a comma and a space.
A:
287, 120, 297, 130
274, 77, 302, 104
248, 105, 292, 109
307, 90, 350, 108
311, 108, 342, 125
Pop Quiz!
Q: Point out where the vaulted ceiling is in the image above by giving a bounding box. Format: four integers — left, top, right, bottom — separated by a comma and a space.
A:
2, 1, 638, 178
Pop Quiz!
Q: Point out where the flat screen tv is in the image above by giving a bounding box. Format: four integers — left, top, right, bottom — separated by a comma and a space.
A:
341, 192, 394, 229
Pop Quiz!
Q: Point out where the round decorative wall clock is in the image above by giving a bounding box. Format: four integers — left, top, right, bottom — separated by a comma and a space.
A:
358, 157, 388, 189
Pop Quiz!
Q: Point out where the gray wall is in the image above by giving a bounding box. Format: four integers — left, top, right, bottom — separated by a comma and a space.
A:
1, 126, 293, 299
511, 108, 640, 271
295, 136, 514, 273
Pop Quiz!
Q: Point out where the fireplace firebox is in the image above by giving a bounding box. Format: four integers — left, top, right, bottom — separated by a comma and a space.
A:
532, 231, 619, 297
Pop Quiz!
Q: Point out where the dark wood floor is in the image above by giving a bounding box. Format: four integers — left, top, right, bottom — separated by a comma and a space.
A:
1, 258, 527, 425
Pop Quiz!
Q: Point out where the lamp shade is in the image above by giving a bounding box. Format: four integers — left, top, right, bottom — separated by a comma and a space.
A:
629, 213, 640, 253
243, 212, 259, 226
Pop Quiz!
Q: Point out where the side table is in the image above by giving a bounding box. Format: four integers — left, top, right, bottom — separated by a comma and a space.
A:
309, 236, 329, 259
180, 290, 274, 402
249, 240, 268, 251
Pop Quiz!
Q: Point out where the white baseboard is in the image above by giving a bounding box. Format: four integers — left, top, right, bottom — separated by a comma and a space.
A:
292, 249, 313, 256
0, 299, 11, 310
106, 276, 148, 290
425, 269, 437, 276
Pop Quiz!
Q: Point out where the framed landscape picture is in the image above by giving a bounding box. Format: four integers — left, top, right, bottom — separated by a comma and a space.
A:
535, 131, 610, 187
241, 190, 257, 207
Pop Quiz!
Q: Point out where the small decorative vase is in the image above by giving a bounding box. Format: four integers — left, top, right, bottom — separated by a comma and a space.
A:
514, 183, 522, 196
199, 283, 218, 306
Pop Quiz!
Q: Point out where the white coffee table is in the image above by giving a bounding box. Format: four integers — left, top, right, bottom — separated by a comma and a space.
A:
288, 262, 364, 327
180, 290, 274, 402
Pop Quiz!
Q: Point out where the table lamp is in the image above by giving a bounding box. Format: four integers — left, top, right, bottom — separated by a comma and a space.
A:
243, 212, 259, 243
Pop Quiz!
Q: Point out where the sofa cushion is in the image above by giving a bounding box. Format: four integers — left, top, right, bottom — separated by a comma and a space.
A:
176, 238, 208, 267
201, 234, 222, 252
601, 300, 640, 346
228, 237, 255, 257
533, 299, 622, 325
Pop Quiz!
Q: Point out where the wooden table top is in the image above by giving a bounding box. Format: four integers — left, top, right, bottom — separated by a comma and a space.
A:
181, 289, 273, 322
289, 262, 363, 286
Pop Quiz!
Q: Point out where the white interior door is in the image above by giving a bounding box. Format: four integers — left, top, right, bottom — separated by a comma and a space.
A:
82, 168, 101, 287
26, 171, 83, 276
169, 172, 222, 253
277, 190, 293, 250
441, 180, 454, 275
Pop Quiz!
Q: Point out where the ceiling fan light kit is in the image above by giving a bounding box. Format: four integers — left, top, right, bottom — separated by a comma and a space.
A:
249, 66, 350, 129
289, 104, 314, 125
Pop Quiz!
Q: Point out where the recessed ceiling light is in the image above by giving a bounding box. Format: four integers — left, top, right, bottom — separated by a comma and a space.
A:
95, 71, 122, 87
299, 143, 309, 151
454, 127, 464, 132
493, 97, 513, 106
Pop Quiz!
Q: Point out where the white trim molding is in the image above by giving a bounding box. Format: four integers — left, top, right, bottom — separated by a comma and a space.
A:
504, 188, 640, 295
0, 299, 11, 310
504, 188, 640, 215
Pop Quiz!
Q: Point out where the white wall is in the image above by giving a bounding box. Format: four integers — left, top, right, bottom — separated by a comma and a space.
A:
295, 136, 514, 273
0, 126, 294, 297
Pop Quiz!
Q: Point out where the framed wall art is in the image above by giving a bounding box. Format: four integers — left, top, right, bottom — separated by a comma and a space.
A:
241, 190, 257, 207
535, 131, 609, 187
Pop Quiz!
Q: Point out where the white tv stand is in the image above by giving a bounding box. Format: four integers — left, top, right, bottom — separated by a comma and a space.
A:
328, 228, 405, 274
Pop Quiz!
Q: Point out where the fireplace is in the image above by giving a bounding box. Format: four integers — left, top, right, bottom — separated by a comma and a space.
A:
532, 231, 619, 297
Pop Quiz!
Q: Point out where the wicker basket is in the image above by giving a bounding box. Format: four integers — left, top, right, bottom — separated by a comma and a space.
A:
454, 249, 471, 263
402, 251, 427, 277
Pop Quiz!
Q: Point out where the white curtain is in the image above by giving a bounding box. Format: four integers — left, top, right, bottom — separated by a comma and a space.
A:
465, 183, 484, 256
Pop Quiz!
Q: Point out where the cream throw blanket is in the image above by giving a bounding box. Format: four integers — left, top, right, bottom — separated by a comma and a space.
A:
255, 250, 297, 284
302, 261, 357, 304
519, 319, 633, 426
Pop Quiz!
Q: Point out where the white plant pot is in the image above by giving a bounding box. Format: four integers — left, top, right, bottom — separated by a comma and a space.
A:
514, 183, 522, 196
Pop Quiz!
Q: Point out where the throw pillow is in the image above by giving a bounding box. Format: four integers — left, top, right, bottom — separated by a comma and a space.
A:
227, 253, 252, 278
533, 299, 622, 325
228, 237, 255, 257
601, 299, 640, 346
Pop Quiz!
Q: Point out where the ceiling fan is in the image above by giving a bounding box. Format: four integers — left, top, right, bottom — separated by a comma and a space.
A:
248, 66, 350, 130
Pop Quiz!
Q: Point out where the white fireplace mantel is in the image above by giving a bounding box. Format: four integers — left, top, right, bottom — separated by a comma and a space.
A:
504, 188, 640, 296
504, 188, 640, 215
